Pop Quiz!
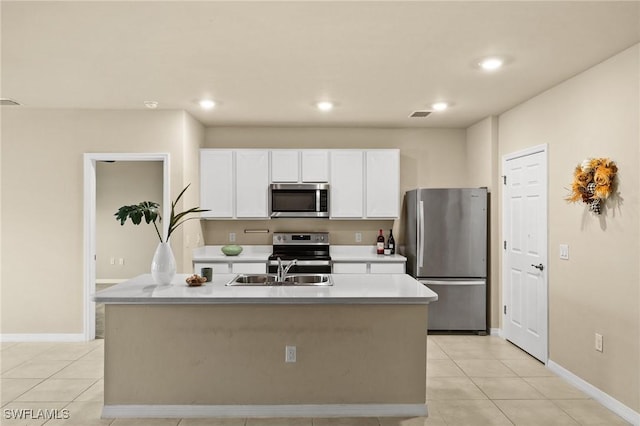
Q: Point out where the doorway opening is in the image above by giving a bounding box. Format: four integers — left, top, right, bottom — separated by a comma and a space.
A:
83, 153, 170, 340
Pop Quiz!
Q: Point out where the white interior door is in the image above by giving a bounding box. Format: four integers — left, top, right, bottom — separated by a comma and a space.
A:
502, 145, 548, 362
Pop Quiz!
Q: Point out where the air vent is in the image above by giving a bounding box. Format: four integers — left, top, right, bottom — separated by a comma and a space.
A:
0, 98, 21, 106
409, 110, 431, 118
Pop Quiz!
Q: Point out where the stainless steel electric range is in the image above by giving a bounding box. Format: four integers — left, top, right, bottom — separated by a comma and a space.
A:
268, 232, 331, 274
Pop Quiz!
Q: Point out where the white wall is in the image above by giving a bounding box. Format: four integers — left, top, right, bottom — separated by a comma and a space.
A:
498, 44, 639, 411
1, 109, 196, 335
466, 116, 499, 329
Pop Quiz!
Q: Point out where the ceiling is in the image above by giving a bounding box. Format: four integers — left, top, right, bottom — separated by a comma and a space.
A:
2, 1, 639, 128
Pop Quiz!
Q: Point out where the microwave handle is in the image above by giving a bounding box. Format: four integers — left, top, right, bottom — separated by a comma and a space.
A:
316, 190, 321, 213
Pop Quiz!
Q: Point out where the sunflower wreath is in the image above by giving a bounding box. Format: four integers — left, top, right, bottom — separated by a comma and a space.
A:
566, 158, 617, 215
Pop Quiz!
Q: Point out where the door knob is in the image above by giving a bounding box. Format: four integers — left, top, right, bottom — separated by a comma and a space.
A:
531, 263, 544, 271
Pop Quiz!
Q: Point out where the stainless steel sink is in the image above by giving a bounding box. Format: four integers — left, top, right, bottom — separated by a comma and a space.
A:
230, 274, 278, 285
284, 274, 332, 285
226, 274, 333, 286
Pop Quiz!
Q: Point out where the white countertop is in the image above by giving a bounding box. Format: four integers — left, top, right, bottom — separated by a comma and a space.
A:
94, 273, 437, 305
192, 245, 272, 262
192, 245, 406, 263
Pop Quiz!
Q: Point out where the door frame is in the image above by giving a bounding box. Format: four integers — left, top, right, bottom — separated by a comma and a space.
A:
83, 153, 170, 341
501, 143, 548, 363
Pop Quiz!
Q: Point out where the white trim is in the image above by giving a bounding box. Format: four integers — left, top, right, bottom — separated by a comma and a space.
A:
0, 333, 86, 343
502, 143, 547, 162
489, 328, 502, 337
548, 360, 640, 426
83, 153, 170, 341
102, 404, 428, 419
501, 144, 549, 363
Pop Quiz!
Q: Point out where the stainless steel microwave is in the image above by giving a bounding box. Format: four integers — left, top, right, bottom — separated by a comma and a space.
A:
269, 183, 329, 218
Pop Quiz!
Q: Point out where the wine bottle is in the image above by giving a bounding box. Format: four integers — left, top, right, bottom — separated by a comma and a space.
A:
376, 229, 385, 255
388, 229, 395, 254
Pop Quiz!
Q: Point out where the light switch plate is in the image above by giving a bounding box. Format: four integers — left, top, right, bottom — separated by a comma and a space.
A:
559, 244, 569, 260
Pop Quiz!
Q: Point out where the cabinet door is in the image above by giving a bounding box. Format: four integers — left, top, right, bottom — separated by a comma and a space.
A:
301, 150, 329, 182
193, 262, 231, 274
271, 150, 299, 182
332, 263, 368, 274
232, 263, 267, 274
366, 149, 400, 218
236, 150, 270, 218
200, 150, 234, 218
330, 150, 364, 218
370, 262, 406, 274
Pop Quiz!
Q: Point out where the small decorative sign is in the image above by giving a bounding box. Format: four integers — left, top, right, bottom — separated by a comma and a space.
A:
566, 158, 617, 214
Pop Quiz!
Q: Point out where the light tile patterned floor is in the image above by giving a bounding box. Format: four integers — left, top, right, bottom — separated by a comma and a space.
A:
0, 336, 631, 425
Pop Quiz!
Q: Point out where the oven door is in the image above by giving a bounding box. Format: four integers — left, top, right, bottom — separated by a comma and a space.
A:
267, 260, 332, 274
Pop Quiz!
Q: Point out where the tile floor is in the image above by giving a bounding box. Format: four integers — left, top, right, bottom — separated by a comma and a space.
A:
0, 335, 630, 425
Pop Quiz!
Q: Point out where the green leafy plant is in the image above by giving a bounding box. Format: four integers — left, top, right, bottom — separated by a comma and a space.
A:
115, 184, 208, 242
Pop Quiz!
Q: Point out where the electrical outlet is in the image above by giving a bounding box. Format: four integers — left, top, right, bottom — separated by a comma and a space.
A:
229, 232, 236, 243
560, 244, 569, 260
355, 232, 362, 243
285, 345, 296, 363
595, 333, 603, 352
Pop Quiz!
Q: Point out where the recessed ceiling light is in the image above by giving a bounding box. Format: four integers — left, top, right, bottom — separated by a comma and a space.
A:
316, 101, 333, 112
431, 102, 448, 112
199, 99, 216, 110
479, 57, 504, 71
144, 101, 158, 109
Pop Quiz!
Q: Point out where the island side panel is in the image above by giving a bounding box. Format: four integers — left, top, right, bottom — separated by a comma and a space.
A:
104, 304, 427, 405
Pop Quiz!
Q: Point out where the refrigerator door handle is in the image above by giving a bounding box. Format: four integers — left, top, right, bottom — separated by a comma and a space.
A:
418, 200, 424, 268
420, 279, 486, 286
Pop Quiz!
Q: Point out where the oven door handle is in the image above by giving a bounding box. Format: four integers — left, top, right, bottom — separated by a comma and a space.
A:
268, 260, 332, 266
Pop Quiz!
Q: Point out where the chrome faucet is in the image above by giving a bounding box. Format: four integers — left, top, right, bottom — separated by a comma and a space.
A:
276, 257, 298, 282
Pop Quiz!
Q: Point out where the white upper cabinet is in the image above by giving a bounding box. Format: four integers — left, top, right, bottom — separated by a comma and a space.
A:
366, 149, 400, 218
201, 148, 400, 220
301, 150, 329, 182
330, 150, 364, 218
329, 149, 400, 219
200, 149, 269, 219
200, 150, 234, 218
235, 150, 270, 218
271, 150, 299, 182
271, 150, 329, 183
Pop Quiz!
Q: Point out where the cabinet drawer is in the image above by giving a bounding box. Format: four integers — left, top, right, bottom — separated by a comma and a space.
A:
370, 263, 405, 274
231, 263, 267, 274
332, 263, 368, 274
194, 262, 231, 274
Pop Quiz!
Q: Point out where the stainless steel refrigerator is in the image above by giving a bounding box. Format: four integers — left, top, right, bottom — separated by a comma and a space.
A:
404, 188, 487, 333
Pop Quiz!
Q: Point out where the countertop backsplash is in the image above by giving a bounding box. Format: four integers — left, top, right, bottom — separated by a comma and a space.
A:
202, 219, 396, 246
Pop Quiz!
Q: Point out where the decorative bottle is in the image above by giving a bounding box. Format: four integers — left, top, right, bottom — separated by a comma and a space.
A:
376, 229, 385, 255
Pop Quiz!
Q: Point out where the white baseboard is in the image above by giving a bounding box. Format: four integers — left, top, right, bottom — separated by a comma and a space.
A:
102, 404, 428, 419
96, 279, 125, 285
0, 333, 87, 343
490, 328, 502, 337
548, 360, 640, 426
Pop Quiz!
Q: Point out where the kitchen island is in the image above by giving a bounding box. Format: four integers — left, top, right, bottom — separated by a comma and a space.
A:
94, 273, 438, 419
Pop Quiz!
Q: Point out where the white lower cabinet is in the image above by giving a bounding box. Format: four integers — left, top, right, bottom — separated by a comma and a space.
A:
332, 262, 406, 274
332, 263, 368, 274
369, 262, 406, 274
193, 262, 266, 275
231, 263, 267, 274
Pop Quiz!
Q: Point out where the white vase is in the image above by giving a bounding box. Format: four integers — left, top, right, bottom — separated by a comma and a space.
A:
151, 242, 176, 285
